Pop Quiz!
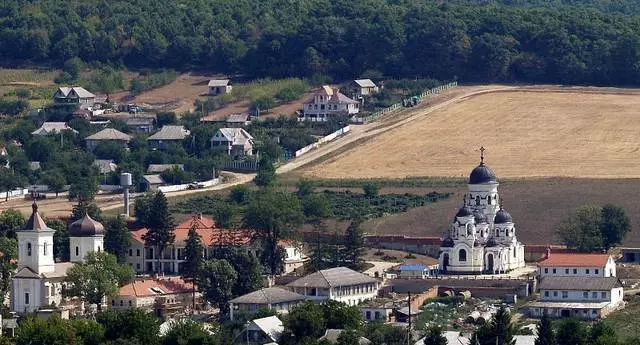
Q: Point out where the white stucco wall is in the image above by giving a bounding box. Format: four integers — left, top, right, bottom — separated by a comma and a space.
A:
70, 236, 104, 263
17, 232, 55, 274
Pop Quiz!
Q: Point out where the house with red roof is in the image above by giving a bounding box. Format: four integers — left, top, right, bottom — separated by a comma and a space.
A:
537, 252, 616, 278
126, 214, 306, 275
111, 276, 199, 316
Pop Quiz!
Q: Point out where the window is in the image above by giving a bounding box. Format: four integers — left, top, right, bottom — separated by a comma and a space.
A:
375, 311, 381, 320
592, 292, 598, 299
111, 300, 115, 306
586, 269, 590, 274
97, 246, 101, 252
120, 300, 123, 306
43, 242, 47, 255
583, 292, 589, 298
129, 249, 133, 256
601, 292, 607, 299
553, 291, 558, 297
136, 263, 140, 270
75, 247, 79, 256
136, 249, 140, 257
595, 269, 599, 274
544, 291, 549, 297
24, 293, 29, 305
562, 291, 568, 299
573, 269, 577, 274
565, 269, 569, 274
552, 269, 557, 274
27, 243, 32, 256
488, 196, 492, 204
366, 311, 371, 320
128, 300, 132, 307
459, 249, 467, 262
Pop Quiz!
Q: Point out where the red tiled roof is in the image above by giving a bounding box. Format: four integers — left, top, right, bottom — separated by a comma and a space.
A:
538, 253, 610, 267
118, 277, 194, 297
130, 214, 254, 246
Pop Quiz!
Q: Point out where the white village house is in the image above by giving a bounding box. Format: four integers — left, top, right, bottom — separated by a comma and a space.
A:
210, 128, 254, 158
229, 287, 306, 320
147, 125, 190, 150
111, 276, 198, 316
352, 79, 379, 97
31, 122, 78, 136
538, 252, 616, 277
12, 204, 104, 313
287, 267, 380, 306
208, 79, 232, 95
300, 86, 359, 122
439, 148, 525, 274
85, 128, 132, 152
53, 87, 95, 107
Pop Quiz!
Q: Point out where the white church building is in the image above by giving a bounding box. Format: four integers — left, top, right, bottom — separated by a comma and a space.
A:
11, 203, 104, 313
439, 148, 525, 274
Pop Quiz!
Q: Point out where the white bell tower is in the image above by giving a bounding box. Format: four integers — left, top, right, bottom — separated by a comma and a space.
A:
16, 202, 55, 274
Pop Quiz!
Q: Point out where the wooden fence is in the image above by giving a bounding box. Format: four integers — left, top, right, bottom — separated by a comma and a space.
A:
351, 81, 458, 124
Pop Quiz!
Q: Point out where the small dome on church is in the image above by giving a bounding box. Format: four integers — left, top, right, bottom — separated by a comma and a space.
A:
442, 236, 455, 247
469, 163, 497, 184
456, 205, 472, 218
494, 208, 513, 224
69, 213, 105, 237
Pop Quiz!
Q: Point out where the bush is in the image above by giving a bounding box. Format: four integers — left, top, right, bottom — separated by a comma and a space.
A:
251, 95, 275, 111
0, 99, 29, 115
129, 70, 177, 95
15, 88, 31, 99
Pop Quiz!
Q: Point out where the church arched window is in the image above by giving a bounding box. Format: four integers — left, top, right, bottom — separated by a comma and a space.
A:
459, 249, 467, 262
488, 196, 492, 204
75, 247, 79, 256
475, 196, 480, 205
43, 242, 47, 256
27, 243, 32, 256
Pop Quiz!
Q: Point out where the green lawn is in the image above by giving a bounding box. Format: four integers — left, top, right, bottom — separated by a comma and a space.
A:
603, 295, 640, 341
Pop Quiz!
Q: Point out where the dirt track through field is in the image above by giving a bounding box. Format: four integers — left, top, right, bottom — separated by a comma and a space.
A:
302, 86, 640, 179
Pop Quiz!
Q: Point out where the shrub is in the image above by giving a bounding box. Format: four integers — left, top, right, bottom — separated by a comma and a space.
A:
251, 95, 275, 111
0, 99, 29, 115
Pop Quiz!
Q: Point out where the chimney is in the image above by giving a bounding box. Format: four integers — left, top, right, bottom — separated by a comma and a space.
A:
546, 247, 551, 259
197, 213, 203, 220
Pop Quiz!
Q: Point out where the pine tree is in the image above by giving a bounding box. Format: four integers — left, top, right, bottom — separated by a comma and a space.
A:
474, 306, 516, 345
143, 192, 175, 274
423, 325, 447, 345
342, 219, 366, 270
535, 315, 556, 345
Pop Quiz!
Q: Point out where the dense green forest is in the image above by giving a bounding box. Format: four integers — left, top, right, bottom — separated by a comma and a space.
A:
2, 0, 640, 85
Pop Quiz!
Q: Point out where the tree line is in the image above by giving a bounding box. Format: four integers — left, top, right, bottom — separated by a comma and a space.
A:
3, 1, 640, 85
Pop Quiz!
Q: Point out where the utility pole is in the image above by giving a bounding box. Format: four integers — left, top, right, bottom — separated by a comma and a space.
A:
407, 291, 411, 345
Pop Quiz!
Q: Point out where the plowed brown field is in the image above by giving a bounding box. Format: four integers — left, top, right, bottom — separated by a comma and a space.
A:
303, 89, 640, 179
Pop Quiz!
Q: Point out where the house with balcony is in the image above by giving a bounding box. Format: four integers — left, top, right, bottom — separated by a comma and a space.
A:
53, 87, 95, 108
210, 128, 254, 158
300, 86, 359, 122
526, 276, 624, 319
229, 287, 306, 320
287, 267, 380, 306
538, 252, 616, 278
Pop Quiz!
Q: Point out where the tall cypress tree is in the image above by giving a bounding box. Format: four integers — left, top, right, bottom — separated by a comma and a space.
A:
342, 218, 365, 270
183, 225, 203, 310
143, 191, 175, 273
535, 315, 556, 345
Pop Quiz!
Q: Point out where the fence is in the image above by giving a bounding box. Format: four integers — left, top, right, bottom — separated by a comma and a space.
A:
351, 81, 458, 124
223, 160, 259, 172
0, 188, 29, 200
294, 126, 351, 157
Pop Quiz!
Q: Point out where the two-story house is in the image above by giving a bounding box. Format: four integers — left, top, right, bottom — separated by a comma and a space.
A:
300, 86, 359, 122
53, 87, 95, 108
287, 267, 379, 306
210, 128, 254, 158
111, 276, 199, 317
85, 128, 132, 152
527, 276, 624, 319
527, 252, 624, 319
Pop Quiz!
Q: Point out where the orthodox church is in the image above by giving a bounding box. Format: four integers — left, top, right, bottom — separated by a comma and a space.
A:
11, 202, 104, 313
439, 148, 525, 274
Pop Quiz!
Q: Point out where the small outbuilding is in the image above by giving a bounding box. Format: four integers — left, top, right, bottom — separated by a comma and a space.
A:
208, 79, 232, 95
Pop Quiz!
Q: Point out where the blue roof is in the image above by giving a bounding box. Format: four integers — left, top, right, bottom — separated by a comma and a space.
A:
399, 264, 427, 271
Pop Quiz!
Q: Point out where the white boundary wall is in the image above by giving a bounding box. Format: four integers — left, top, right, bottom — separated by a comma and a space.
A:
295, 126, 350, 157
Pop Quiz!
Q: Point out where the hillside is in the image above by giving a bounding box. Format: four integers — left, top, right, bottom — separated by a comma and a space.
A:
302, 88, 640, 179
3, 1, 640, 87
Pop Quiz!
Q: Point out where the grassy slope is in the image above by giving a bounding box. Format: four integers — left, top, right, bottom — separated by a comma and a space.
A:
604, 295, 640, 341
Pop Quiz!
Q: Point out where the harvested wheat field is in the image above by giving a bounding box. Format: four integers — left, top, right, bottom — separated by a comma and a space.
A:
304, 89, 640, 179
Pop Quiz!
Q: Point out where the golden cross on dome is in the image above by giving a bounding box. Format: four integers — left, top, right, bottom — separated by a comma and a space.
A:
479, 146, 485, 164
